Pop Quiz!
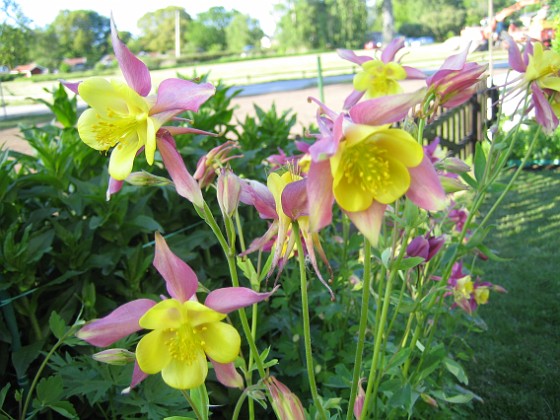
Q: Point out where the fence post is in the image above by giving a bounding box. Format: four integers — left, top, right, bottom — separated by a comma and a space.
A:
316, 56, 324, 103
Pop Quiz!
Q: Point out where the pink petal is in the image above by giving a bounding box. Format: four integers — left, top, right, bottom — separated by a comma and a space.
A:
239, 179, 277, 219
403, 66, 427, 79
111, 17, 151, 96
122, 362, 149, 394
381, 37, 405, 63
337, 48, 371, 65
153, 231, 198, 303
150, 79, 215, 118
349, 90, 424, 126
210, 359, 244, 389
532, 83, 559, 133
106, 177, 124, 201
307, 160, 334, 232
307, 96, 339, 121
76, 299, 156, 347
60, 80, 81, 94
343, 89, 365, 110
406, 155, 448, 211
204, 286, 277, 314
504, 34, 527, 73
281, 179, 308, 220
157, 133, 204, 208
345, 202, 387, 246
164, 125, 217, 137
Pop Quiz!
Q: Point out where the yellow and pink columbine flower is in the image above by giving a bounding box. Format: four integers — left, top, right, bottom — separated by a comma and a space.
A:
306, 92, 447, 245
65, 19, 215, 182
77, 232, 275, 390
506, 36, 560, 133
337, 37, 426, 108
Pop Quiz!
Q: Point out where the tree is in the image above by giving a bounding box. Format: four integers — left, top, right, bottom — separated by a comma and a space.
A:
0, 0, 32, 67
225, 12, 264, 52
138, 7, 191, 53
186, 7, 234, 52
50, 10, 111, 65
381, 0, 395, 42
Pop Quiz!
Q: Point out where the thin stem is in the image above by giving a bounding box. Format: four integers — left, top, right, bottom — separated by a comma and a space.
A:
345, 239, 372, 420
231, 389, 250, 420
292, 222, 327, 420
180, 390, 204, 420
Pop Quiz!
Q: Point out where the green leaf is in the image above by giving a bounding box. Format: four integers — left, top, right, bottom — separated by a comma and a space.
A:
237, 257, 258, 288
473, 142, 487, 183
0, 383, 11, 409
476, 244, 511, 262
46, 400, 78, 419
459, 172, 478, 189
164, 417, 196, 420
444, 357, 469, 385
36, 375, 64, 404
391, 256, 425, 271
442, 393, 475, 404
12, 340, 45, 379
49, 311, 67, 340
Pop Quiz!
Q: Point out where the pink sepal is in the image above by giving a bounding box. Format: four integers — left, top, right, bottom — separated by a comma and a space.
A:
210, 359, 244, 389
76, 299, 156, 347
406, 155, 447, 211
157, 133, 204, 208
281, 179, 308, 220
349, 90, 424, 126
151, 79, 215, 116
106, 177, 124, 201
337, 48, 371, 65
381, 37, 405, 63
307, 160, 334, 232
204, 286, 277, 314
60, 80, 81, 94
153, 231, 198, 303
532, 82, 559, 134
345, 202, 387, 246
111, 17, 151, 96
122, 362, 149, 394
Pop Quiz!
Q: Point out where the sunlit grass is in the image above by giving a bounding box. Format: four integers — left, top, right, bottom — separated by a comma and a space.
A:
467, 169, 560, 418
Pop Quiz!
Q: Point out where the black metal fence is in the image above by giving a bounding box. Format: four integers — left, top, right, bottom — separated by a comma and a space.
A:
423, 81, 499, 159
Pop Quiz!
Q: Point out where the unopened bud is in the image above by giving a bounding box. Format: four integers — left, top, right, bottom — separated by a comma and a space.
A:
125, 171, 173, 187
264, 376, 306, 420
440, 175, 469, 193
217, 168, 241, 217
92, 348, 136, 365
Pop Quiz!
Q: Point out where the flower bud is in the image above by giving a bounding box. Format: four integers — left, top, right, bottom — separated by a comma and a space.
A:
125, 171, 173, 187
406, 236, 430, 260
264, 376, 306, 420
92, 349, 136, 365
217, 168, 242, 217
440, 175, 469, 193
353, 378, 366, 419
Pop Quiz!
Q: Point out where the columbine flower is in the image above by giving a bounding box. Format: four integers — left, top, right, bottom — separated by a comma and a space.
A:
193, 140, 242, 188
240, 171, 333, 297
306, 92, 447, 245
506, 36, 560, 133
65, 18, 215, 181
77, 232, 275, 390
423, 44, 487, 113
406, 234, 445, 262
338, 37, 426, 108
445, 261, 506, 314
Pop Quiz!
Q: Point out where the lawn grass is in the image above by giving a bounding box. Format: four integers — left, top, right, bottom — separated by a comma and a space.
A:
466, 168, 560, 418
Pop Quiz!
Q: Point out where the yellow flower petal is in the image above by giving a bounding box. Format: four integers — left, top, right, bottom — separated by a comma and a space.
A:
161, 349, 208, 389
136, 329, 172, 374
333, 174, 374, 212
78, 78, 131, 117
77, 109, 111, 151
144, 117, 158, 165
353, 71, 372, 91
200, 322, 241, 364
371, 157, 411, 204
383, 62, 407, 80
139, 299, 185, 330
108, 135, 142, 180
371, 129, 423, 168
184, 301, 226, 328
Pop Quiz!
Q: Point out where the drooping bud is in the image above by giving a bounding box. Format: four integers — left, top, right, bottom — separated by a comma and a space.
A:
125, 171, 173, 187
406, 236, 430, 260
353, 378, 366, 419
217, 168, 242, 218
264, 376, 306, 420
194, 140, 242, 188
92, 348, 136, 365
440, 175, 469, 193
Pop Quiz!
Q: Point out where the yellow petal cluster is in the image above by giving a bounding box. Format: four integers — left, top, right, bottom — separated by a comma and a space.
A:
330, 123, 423, 212
136, 299, 240, 389
77, 77, 162, 180
353, 60, 407, 99
524, 42, 560, 90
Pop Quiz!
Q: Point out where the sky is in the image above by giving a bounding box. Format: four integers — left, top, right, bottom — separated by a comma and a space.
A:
12, 0, 280, 36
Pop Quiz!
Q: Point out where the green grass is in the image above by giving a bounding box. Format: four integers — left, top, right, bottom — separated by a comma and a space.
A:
466, 169, 560, 419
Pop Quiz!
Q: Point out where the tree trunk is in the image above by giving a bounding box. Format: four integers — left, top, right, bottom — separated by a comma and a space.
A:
381, 0, 394, 44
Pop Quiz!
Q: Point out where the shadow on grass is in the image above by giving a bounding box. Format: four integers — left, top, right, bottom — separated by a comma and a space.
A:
467, 168, 560, 419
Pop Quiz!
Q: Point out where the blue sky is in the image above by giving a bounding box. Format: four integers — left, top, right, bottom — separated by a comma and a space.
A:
13, 0, 279, 36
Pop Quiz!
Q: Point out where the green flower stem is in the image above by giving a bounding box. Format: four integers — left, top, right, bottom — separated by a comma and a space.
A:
21, 323, 81, 420
180, 390, 204, 420
200, 204, 267, 381
292, 221, 327, 420
361, 228, 410, 419
345, 239, 372, 420
232, 388, 250, 420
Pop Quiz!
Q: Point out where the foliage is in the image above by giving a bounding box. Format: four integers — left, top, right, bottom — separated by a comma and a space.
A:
508, 124, 560, 165
137, 7, 192, 54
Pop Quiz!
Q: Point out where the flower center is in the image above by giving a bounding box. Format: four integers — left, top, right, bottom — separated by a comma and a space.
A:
91, 110, 148, 150
165, 325, 206, 364
341, 141, 391, 196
